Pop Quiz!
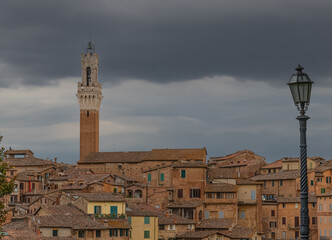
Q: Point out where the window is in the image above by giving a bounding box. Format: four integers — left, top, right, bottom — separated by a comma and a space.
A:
295, 216, 299, 227
282, 217, 286, 225
147, 174, 151, 182
295, 203, 298, 208
168, 225, 175, 230
272, 181, 274, 187
326, 177, 331, 183
263, 181, 266, 187
78, 231, 85, 238
319, 204, 323, 211
310, 180, 314, 186
219, 211, 224, 218
226, 193, 234, 199
128, 216, 131, 224
96, 230, 101, 238
271, 210, 275, 217
321, 188, 326, 194
20, 183, 24, 190
190, 189, 201, 198
282, 232, 286, 239
312, 202, 316, 209
207, 193, 213, 199
10, 171, 14, 176
144, 216, 150, 224
216, 193, 223, 199
251, 191, 256, 200
280, 180, 283, 186
159, 225, 165, 230
269, 222, 277, 228
160, 173, 164, 182
188, 224, 194, 230
283, 203, 286, 208
311, 217, 316, 225
110, 206, 118, 217
178, 189, 183, 198
240, 211, 245, 219
144, 230, 150, 239
295, 231, 299, 239
52, 229, 58, 237
204, 211, 209, 219
109, 229, 118, 237
94, 206, 101, 215
181, 169, 186, 178
329, 203, 332, 211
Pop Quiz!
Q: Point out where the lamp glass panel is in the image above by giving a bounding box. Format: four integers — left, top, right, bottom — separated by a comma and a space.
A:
289, 83, 300, 103
298, 83, 308, 102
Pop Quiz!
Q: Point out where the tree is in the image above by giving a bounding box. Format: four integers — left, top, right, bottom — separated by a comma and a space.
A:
0, 135, 14, 226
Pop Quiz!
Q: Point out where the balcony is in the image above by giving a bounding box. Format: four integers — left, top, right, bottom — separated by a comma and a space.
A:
238, 199, 257, 205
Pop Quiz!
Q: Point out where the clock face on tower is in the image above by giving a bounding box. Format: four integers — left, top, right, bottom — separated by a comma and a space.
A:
87, 67, 91, 86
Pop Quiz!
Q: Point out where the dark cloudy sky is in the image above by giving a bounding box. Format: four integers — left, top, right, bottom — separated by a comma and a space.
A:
1, 0, 332, 164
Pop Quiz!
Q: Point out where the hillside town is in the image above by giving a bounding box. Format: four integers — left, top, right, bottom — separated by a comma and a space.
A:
1, 44, 331, 240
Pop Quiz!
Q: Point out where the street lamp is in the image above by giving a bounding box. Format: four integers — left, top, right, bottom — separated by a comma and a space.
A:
288, 65, 314, 240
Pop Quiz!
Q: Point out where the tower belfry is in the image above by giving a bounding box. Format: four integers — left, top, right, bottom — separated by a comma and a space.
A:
77, 41, 103, 160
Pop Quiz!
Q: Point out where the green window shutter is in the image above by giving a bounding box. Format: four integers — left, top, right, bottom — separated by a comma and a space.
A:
144, 216, 150, 224
128, 216, 131, 224
148, 174, 151, 182
181, 170, 186, 178
160, 173, 164, 181
144, 231, 150, 238
111, 206, 118, 217
322, 188, 326, 193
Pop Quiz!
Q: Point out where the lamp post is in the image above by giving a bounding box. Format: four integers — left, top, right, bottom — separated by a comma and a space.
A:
288, 65, 314, 240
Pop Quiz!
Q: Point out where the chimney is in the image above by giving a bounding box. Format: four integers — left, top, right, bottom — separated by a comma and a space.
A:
54, 158, 57, 163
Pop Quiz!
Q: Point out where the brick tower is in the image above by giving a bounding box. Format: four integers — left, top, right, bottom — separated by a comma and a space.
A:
77, 42, 103, 160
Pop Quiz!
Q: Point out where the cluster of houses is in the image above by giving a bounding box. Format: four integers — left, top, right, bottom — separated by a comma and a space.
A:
1, 148, 332, 240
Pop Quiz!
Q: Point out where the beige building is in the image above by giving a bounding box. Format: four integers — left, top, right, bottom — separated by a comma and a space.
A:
126, 204, 158, 240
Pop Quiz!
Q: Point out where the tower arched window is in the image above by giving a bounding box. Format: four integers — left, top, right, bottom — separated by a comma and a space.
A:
86, 67, 91, 86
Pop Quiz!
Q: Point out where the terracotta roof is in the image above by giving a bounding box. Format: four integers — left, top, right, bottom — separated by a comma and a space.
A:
209, 150, 254, 161
78, 151, 148, 164
196, 218, 233, 229
32, 215, 106, 229
2, 219, 29, 231
250, 170, 300, 181
142, 148, 206, 161
176, 230, 221, 239
236, 178, 263, 185
34, 204, 85, 216
167, 201, 203, 208
102, 219, 131, 229
261, 160, 282, 169
221, 226, 256, 239
126, 204, 158, 217
5, 157, 54, 167
5, 149, 33, 156
205, 183, 236, 193
73, 193, 125, 202
78, 148, 206, 164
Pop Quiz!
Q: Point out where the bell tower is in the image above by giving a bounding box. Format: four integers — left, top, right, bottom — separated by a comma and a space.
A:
77, 41, 103, 160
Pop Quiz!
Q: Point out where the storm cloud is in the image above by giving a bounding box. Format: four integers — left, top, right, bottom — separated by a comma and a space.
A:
1, 1, 332, 164
1, 1, 332, 87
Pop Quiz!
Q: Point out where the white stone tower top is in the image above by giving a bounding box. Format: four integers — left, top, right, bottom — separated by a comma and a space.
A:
76, 41, 103, 110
